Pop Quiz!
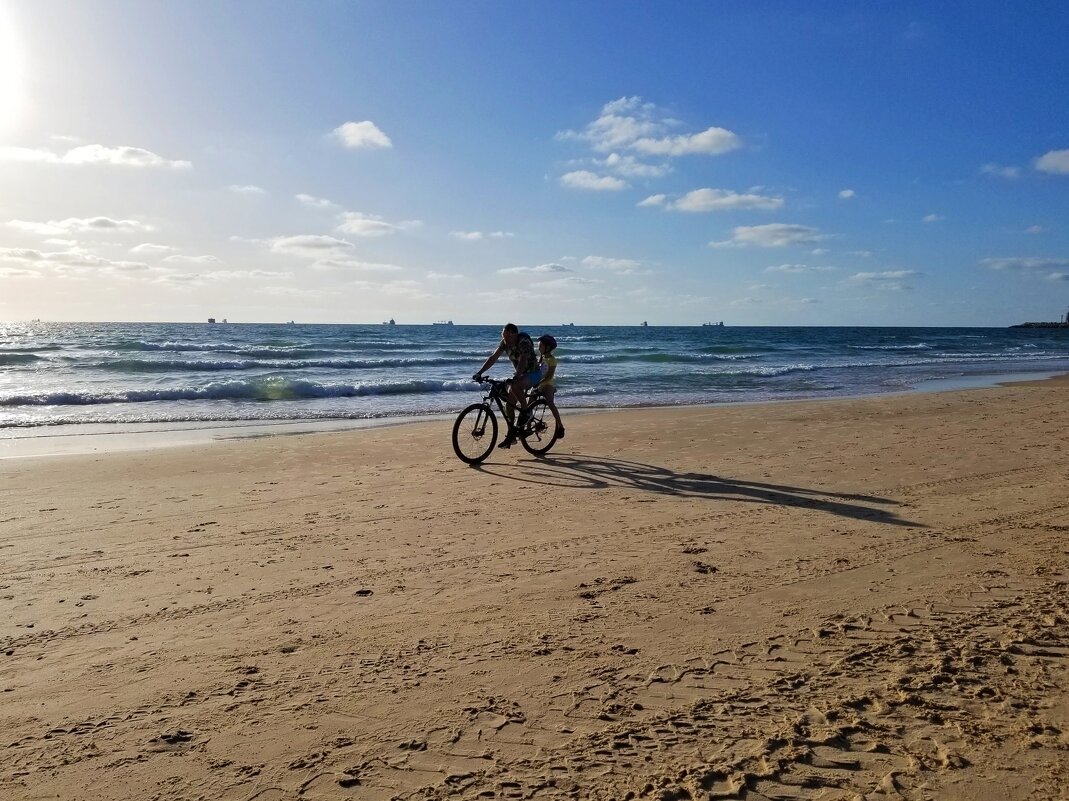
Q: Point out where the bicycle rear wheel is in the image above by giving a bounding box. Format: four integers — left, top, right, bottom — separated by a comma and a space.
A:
452, 403, 498, 464
519, 399, 560, 456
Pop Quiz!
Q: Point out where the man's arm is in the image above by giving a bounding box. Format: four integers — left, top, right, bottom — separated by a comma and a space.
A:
474, 344, 505, 378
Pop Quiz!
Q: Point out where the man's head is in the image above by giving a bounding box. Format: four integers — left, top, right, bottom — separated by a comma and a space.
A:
502, 322, 519, 345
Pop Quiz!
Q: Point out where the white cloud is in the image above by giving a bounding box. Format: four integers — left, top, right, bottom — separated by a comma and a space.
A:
711, 223, 826, 248
632, 126, 742, 156
270, 235, 354, 258
582, 255, 642, 274
498, 263, 569, 275
1025, 225, 1046, 234
765, 264, 834, 274
228, 184, 266, 195
202, 269, 288, 280
163, 254, 223, 265
638, 194, 666, 207
332, 120, 392, 150
847, 270, 921, 290
1035, 149, 1069, 174
560, 170, 627, 191
130, 243, 178, 255
450, 230, 514, 240
558, 96, 742, 158
601, 152, 670, 178
0, 247, 44, 261
838, 189, 856, 199
531, 276, 600, 290
7, 216, 155, 235
981, 256, 1069, 272
668, 188, 783, 212
922, 214, 944, 223
0, 246, 150, 274
309, 258, 403, 273
336, 211, 421, 237
0, 143, 191, 169
980, 163, 1021, 179
296, 193, 338, 209
427, 271, 466, 280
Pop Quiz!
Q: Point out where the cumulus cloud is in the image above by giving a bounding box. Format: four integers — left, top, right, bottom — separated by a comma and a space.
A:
711, 223, 826, 248
228, 184, 266, 194
130, 243, 178, 255
296, 193, 339, 209
0, 144, 191, 169
7, 216, 155, 235
309, 258, 404, 273
269, 235, 354, 258
601, 152, 670, 178
847, 270, 921, 290
922, 214, 944, 223
560, 170, 627, 191
666, 188, 783, 212
638, 194, 667, 207
838, 189, 856, 199
163, 254, 223, 265
582, 255, 642, 274
531, 275, 600, 290
556, 97, 741, 189
1035, 149, 1069, 174
336, 212, 421, 237
981, 256, 1069, 272
498, 263, 570, 275
201, 269, 288, 280
450, 231, 514, 241
0, 246, 150, 274
332, 121, 392, 150
559, 97, 742, 156
765, 264, 835, 274
980, 163, 1021, 179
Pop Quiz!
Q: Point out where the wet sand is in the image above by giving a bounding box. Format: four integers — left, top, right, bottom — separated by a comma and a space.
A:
2, 376, 1067, 800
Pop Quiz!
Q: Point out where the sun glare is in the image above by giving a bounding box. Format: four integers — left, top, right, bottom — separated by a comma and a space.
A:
0, 4, 26, 137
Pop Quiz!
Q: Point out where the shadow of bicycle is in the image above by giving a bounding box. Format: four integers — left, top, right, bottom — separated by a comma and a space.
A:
476, 452, 923, 528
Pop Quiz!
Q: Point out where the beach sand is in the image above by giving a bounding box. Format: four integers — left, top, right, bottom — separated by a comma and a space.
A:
2, 377, 1067, 800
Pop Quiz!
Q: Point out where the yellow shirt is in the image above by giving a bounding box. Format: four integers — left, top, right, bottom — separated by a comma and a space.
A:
538, 354, 558, 387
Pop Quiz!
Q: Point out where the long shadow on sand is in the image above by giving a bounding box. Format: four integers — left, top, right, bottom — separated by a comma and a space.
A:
476, 453, 923, 528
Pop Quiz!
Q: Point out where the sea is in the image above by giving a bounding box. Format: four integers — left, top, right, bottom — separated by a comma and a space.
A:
2, 321, 1068, 439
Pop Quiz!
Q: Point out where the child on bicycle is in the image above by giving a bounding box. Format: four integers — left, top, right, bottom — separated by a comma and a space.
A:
530, 334, 564, 439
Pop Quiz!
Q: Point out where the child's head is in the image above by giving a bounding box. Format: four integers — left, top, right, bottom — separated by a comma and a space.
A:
537, 334, 557, 354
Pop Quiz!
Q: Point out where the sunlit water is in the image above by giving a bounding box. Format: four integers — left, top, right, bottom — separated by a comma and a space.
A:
2, 321, 1067, 435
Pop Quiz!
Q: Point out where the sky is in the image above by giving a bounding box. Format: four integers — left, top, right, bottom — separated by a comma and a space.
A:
1, 1, 1068, 327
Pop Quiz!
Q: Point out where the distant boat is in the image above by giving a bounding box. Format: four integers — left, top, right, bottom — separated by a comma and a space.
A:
432, 320, 454, 326
285, 320, 295, 325
563, 322, 575, 327
701, 321, 725, 327
640, 321, 648, 327
382, 318, 396, 325
207, 317, 216, 324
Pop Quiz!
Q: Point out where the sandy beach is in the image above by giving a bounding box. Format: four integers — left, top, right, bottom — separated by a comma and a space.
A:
2, 377, 1067, 801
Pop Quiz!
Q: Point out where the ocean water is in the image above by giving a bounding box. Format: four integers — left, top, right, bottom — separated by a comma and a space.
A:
2, 321, 1068, 434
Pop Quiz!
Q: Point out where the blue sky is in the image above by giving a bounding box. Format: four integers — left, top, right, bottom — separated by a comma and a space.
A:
1, 0, 1067, 326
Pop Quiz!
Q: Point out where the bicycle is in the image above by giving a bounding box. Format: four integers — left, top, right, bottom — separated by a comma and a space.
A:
451, 376, 562, 464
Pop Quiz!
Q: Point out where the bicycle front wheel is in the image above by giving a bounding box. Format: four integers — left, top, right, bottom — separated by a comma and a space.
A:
519, 399, 560, 456
452, 403, 498, 464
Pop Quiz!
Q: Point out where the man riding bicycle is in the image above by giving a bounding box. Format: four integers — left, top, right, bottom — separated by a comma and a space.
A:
473, 322, 539, 449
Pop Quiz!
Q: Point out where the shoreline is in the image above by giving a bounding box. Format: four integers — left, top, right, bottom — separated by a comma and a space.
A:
2, 365, 1067, 799
2, 367, 1065, 460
